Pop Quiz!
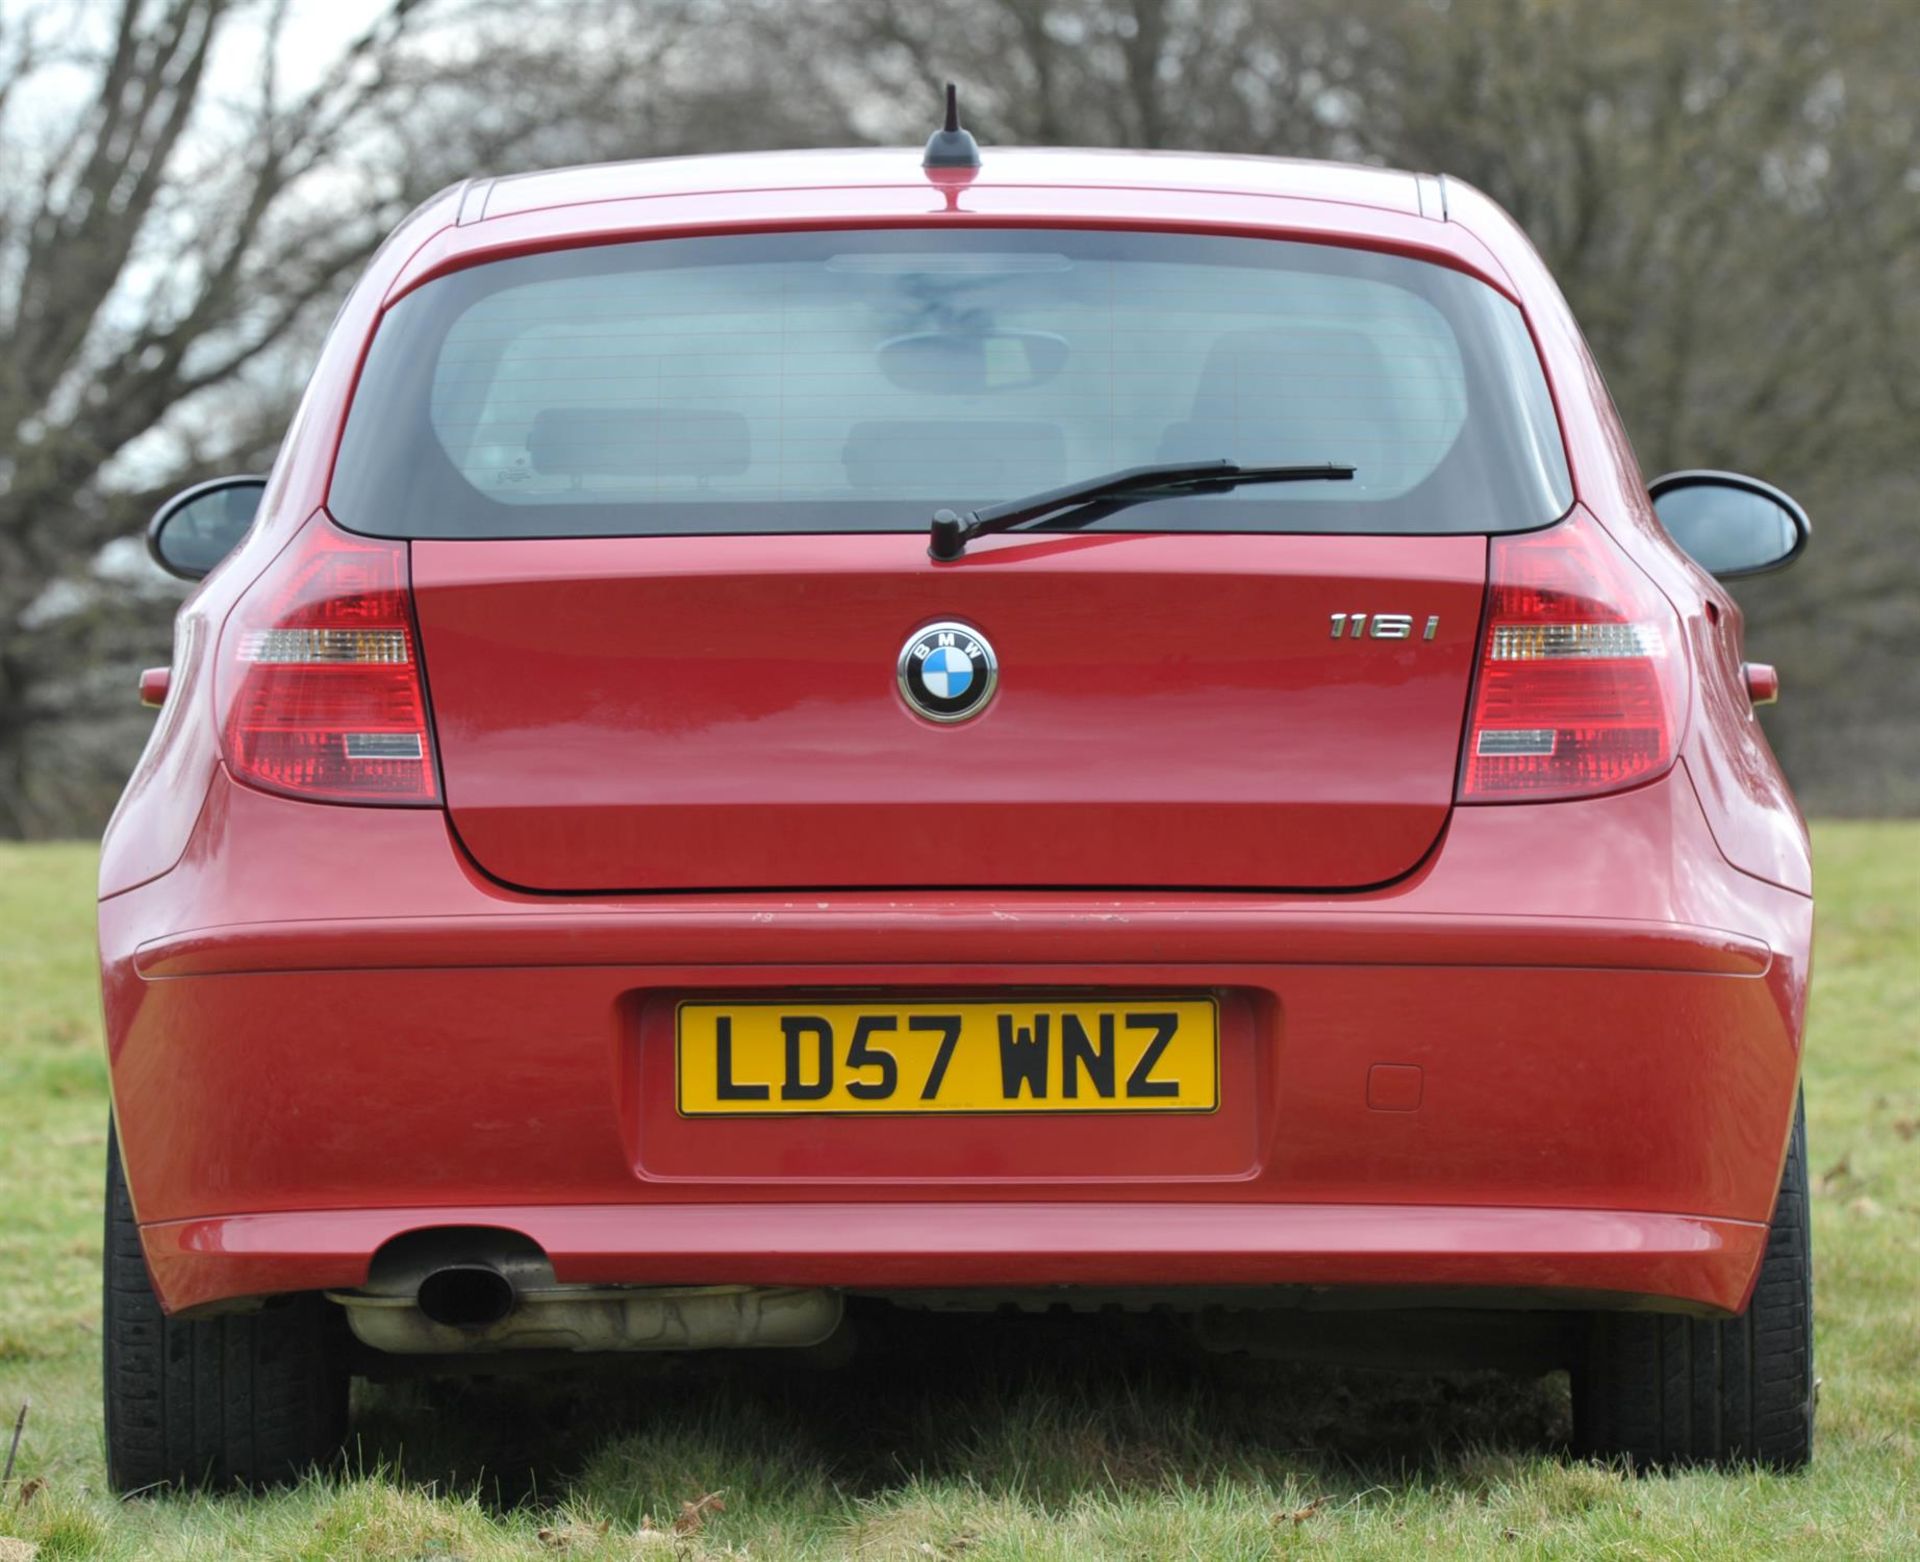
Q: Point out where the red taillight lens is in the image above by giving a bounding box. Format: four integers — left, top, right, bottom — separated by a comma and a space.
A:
1459, 510, 1685, 801
217, 515, 438, 803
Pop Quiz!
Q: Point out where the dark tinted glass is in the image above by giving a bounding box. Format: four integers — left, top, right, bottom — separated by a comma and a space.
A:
331, 229, 1572, 539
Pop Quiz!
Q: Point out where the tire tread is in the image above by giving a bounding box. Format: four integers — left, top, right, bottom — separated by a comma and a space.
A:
1574, 1093, 1814, 1470
102, 1124, 348, 1493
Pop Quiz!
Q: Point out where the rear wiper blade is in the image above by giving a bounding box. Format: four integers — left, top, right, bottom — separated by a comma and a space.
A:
928, 458, 1355, 561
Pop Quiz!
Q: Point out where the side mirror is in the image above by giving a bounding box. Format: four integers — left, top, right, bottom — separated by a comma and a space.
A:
1649, 470, 1810, 579
147, 475, 267, 581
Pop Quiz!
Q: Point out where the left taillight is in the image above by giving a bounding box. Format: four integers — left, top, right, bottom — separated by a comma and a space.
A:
215, 514, 438, 804
1458, 509, 1687, 803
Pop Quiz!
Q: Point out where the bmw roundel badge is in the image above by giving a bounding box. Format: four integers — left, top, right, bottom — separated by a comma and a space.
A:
898, 621, 998, 723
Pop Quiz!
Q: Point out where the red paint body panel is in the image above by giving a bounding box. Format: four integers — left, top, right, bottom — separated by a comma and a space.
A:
475, 147, 1431, 223
100, 147, 1813, 1327
388, 160, 1519, 308
1434, 179, 1811, 894
412, 531, 1486, 891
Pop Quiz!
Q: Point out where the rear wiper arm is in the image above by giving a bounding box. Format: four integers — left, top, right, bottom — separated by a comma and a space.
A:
928, 458, 1355, 561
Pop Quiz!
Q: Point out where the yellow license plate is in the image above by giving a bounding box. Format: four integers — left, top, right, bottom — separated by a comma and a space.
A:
676, 997, 1218, 1116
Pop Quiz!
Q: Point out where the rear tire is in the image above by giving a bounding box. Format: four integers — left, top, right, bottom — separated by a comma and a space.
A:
1573, 1091, 1814, 1470
103, 1122, 349, 1493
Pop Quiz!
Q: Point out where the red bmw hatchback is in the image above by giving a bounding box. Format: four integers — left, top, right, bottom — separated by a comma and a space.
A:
102, 114, 1817, 1489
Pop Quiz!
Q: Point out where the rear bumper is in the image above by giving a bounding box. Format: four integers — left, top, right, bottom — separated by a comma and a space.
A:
101, 765, 1812, 1319
144, 1202, 1765, 1317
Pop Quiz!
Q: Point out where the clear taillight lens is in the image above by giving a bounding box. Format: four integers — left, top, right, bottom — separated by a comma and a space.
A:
216, 515, 438, 803
1459, 510, 1685, 801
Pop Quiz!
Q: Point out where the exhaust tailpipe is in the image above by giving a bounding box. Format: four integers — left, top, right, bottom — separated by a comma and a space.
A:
415, 1263, 516, 1329
328, 1230, 843, 1355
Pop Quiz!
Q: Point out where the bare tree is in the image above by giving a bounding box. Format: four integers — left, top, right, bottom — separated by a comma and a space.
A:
1344, 0, 1920, 814
0, 0, 455, 830
0, 0, 853, 834
802, 0, 1356, 154
798, 0, 1920, 813
1, 0, 1912, 830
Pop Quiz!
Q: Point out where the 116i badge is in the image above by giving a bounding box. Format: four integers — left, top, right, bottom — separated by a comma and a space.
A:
898, 621, 998, 722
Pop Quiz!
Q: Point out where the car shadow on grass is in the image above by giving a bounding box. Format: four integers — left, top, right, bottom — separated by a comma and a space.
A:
341, 1303, 1572, 1520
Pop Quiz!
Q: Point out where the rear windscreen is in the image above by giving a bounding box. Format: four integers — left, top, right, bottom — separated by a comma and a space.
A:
330, 228, 1572, 539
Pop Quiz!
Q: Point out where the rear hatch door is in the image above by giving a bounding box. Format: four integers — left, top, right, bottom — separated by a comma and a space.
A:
410, 530, 1485, 891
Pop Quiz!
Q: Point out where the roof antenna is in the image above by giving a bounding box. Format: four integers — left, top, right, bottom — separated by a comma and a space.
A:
922, 82, 982, 170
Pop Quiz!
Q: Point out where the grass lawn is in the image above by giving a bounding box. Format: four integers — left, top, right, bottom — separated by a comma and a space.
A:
1, 825, 1915, 1559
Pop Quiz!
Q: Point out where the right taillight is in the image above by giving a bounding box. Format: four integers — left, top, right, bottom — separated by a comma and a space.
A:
1459, 510, 1685, 801
215, 513, 439, 804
